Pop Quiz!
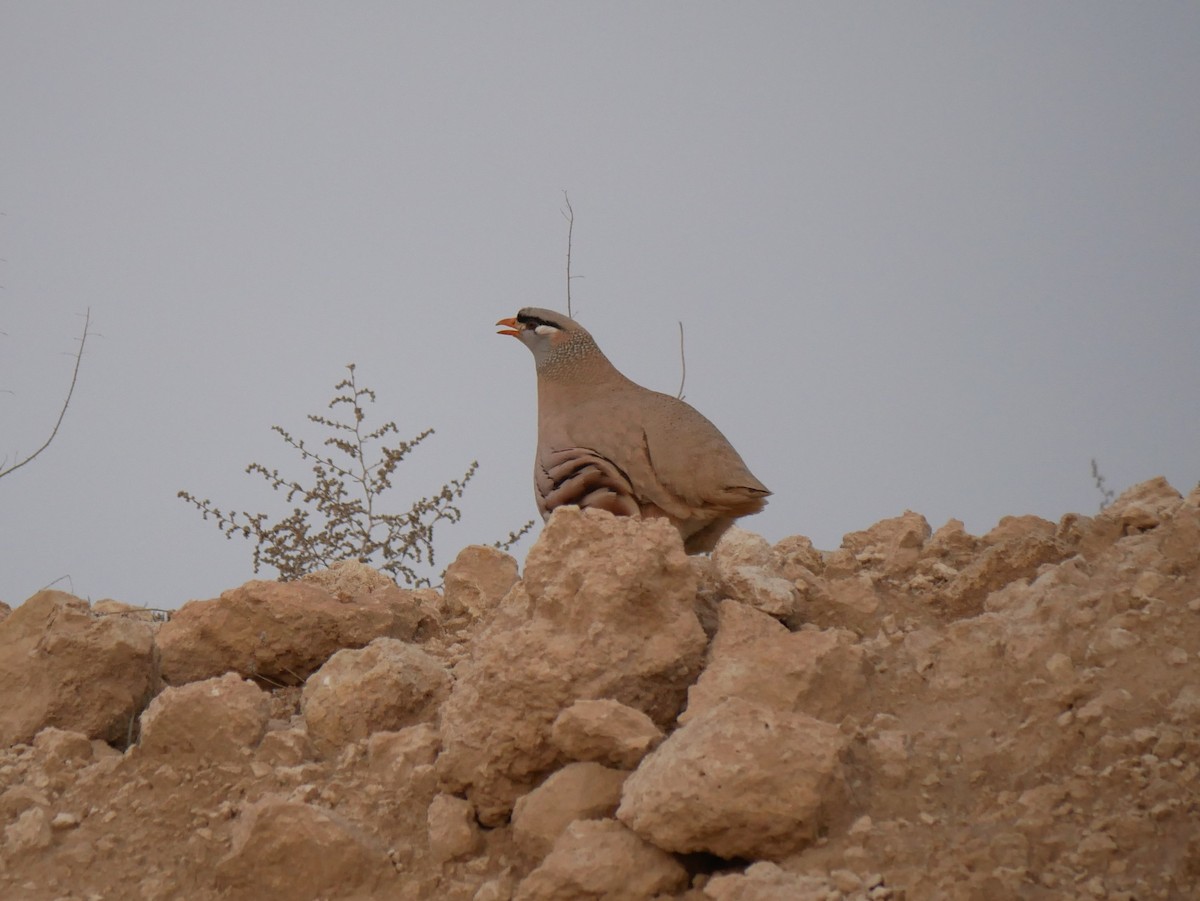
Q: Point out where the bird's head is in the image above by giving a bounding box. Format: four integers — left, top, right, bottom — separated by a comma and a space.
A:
496, 308, 599, 373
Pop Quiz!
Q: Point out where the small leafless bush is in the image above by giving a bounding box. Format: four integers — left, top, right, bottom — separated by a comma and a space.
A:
180, 364, 532, 587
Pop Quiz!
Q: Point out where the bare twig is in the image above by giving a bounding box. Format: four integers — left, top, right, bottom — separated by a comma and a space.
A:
94, 606, 174, 618
0, 308, 91, 481
561, 190, 582, 318
676, 321, 687, 400
39, 574, 74, 594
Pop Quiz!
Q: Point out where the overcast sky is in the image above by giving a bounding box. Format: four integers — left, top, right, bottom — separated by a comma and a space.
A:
3, 3, 1198, 609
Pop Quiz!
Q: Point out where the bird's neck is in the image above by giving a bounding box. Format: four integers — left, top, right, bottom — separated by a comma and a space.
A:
536, 344, 628, 401
536, 337, 621, 383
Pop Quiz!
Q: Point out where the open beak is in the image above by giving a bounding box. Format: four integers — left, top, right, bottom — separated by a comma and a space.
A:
496, 316, 521, 337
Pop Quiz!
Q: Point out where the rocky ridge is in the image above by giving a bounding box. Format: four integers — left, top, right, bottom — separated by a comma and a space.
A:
0, 477, 1197, 900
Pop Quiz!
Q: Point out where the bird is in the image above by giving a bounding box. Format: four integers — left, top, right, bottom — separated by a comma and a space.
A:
496, 307, 770, 553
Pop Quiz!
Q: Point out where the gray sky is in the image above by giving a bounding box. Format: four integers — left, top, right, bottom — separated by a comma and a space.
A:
3, 3, 1198, 609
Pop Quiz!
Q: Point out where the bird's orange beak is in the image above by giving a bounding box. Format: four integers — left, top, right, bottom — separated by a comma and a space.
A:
496, 316, 521, 337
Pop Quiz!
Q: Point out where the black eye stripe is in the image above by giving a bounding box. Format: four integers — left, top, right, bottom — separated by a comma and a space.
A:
517, 314, 561, 330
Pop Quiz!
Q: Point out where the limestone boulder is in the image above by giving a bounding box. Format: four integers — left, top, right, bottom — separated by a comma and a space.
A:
300, 637, 451, 757
981, 514, 1057, 546
298, 558, 398, 598
682, 601, 868, 723
4, 807, 52, 856
550, 699, 663, 769
157, 575, 430, 686
437, 507, 707, 824
704, 862, 864, 901
922, 517, 980, 563
426, 793, 481, 863
618, 698, 849, 859
515, 819, 688, 901
367, 723, 443, 800
368, 723, 441, 775
771, 534, 825, 578
31, 727, 95, 774
138, 672, 271, 757
511, 762, 628, 859
256, 727, 314, 767
796, 569, 885, 633
937, 521, 1070, 618
0, 590, 158, 747
721, 566, 801, 620
1096, 476, 1184, 535
215, 796, 392, 900
711, 528, 799, 618
712, 526, 773, 568
841, 510, 932, 576
442, 544, 520, 619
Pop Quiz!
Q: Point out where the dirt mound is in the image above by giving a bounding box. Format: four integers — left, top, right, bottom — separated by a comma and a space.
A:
1, 478, 1197, 900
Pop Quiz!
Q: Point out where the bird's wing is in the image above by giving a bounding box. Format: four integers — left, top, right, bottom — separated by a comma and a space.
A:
535, 387, 693, 520
533, 443, 642, 519
538, 385, 767, 520
635, 389, 771, 514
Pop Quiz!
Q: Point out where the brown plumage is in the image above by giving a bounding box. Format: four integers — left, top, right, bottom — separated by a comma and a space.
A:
496, 307, 770, 553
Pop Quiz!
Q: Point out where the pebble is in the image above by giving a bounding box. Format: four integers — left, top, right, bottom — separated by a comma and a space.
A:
50, 811, 80, 829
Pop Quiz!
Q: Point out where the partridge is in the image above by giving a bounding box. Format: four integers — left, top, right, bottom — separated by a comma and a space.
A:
496, 307, 770, 553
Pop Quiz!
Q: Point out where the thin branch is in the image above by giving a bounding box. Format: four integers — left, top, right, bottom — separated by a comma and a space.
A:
0, 308, 91, 480
676, 321, 687, 400
39, 574, 74, 594
561, 190, 579, 318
